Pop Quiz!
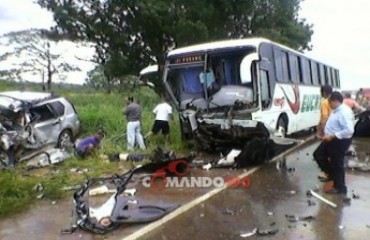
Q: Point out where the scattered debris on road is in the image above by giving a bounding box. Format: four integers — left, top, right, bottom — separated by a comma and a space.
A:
240, 227, 257, 238
202, 163, 212, 170
343, 197, 352, 205
308, 199, 316, 206
307, 189, 337, 208
257, 228, 279, 236
352, 191, 360, 199
222, 208, 235, 215
285, 215, 315, 223
62, 154, 195, 234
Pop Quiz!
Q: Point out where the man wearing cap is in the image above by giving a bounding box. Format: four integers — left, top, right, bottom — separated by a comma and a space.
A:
319, 91, 354, 194
313, 85, 333, 181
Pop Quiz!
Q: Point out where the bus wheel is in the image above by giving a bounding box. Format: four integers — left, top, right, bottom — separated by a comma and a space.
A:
276, 117, 287, 138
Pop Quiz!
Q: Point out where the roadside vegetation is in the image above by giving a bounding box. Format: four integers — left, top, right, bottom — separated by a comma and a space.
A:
0, 0, 315, 218
0, 80, 189, 216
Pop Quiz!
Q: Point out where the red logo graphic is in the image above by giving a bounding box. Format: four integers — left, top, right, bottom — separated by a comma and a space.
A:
150, 160, 190, 190
146, 160, 252, 190
281, 85, 300, 114
273, 98, 285, 108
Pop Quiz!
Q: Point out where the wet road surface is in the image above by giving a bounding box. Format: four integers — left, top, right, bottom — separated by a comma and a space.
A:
142, 138, 370, 240
1, 137, 370, 240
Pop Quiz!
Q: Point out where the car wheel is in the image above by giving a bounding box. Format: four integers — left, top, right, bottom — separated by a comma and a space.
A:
276, 117, 287, 138
58, 130, 73, 149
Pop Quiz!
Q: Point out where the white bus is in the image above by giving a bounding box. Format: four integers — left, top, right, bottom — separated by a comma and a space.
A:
162, 38, 340, 150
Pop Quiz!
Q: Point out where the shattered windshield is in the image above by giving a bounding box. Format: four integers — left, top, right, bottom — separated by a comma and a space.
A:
167, 65, 204, 95
165, 49, 257, 110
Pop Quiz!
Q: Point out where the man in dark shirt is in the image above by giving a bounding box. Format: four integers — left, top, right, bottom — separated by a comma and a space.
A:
75, 130, 105, 158
123, 96, 146, 150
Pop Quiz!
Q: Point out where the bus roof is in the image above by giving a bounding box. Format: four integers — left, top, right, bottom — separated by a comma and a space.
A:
167, 37, 337, 70
167, 38, 271, 56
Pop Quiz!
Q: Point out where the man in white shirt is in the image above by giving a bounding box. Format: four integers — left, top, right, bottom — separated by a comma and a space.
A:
145, 98, 173, 142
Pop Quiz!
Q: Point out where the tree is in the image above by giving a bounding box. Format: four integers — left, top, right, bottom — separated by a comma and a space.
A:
38, 0, 313, 95
0, 29, 81, 90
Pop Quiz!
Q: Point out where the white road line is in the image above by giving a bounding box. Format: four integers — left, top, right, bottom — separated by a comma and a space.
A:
122, 135, 315, 240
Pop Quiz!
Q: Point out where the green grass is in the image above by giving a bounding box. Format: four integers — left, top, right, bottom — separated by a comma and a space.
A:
0, 80, 190, 217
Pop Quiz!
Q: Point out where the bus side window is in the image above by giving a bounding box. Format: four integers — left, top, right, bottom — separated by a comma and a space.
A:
260, 70, 271, 109
281, 51, 290, 82
289, 54, 300, 83
319, 64, 325, 85
324, 66, 329, 85
311, 61, 319, 85
331, 68, 337, 87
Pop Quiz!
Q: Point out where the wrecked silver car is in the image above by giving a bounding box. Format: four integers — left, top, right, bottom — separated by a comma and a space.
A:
0, 91, 80, 167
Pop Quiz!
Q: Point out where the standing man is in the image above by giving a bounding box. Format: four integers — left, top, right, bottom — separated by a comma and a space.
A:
313, 85, 333, 181
343, 92, 363, 113
123, 96, 146, 150
319, 91, 354, 194
145, 97, 173, 142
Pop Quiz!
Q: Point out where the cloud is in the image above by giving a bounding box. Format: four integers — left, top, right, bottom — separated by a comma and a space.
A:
0, 0, 96, 85
0, 0, 54, 35
300, 0, 370, 90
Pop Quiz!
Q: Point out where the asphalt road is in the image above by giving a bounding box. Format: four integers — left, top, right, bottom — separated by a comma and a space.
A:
1, 136, 370, 240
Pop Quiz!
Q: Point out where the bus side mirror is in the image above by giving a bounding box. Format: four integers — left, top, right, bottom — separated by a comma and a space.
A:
240, 53, 259, 84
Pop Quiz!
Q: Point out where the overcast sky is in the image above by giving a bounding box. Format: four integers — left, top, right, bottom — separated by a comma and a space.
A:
0, 0, 94, 85
300, 0, 370, 90
0, 0, 370, 89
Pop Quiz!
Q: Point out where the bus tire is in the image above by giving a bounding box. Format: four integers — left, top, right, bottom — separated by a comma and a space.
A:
277, 116, 287, 138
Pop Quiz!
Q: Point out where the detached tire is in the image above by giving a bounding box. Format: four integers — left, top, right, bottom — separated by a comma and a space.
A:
277, 117, 287, 138
58, 129, 73, 149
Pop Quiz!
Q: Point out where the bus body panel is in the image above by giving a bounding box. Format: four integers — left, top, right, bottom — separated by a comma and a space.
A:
161, 38, 340, 150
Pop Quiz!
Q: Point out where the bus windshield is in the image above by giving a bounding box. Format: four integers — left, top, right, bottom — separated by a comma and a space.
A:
165, 49, 257, 110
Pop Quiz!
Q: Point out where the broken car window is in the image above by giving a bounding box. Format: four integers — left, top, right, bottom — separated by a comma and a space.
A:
30, 104, 55, 122
49, 101, 65, 117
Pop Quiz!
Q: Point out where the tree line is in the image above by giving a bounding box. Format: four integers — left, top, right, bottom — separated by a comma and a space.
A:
1, 0, 313, 93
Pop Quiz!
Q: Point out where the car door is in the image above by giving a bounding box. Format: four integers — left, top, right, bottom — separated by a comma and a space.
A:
30, 102, 62, 144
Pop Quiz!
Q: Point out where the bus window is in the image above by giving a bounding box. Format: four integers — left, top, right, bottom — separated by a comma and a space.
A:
179, 67, 204, 93
281, 51, 290, 82
324, 66, 330, 85
211, 52, 246, 86
331, 68, 337, 87
260, 70, 271, 109
310, 61, 319, 85
289, 54, 300, 83
328, 68, 332, 86
274, 48, 283, 82
335, 70, 341, 88
300, 58, 311, 84
319, 64, 325, 85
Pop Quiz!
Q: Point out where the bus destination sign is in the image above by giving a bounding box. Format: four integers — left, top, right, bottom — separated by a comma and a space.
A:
170, 55, 205, 64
